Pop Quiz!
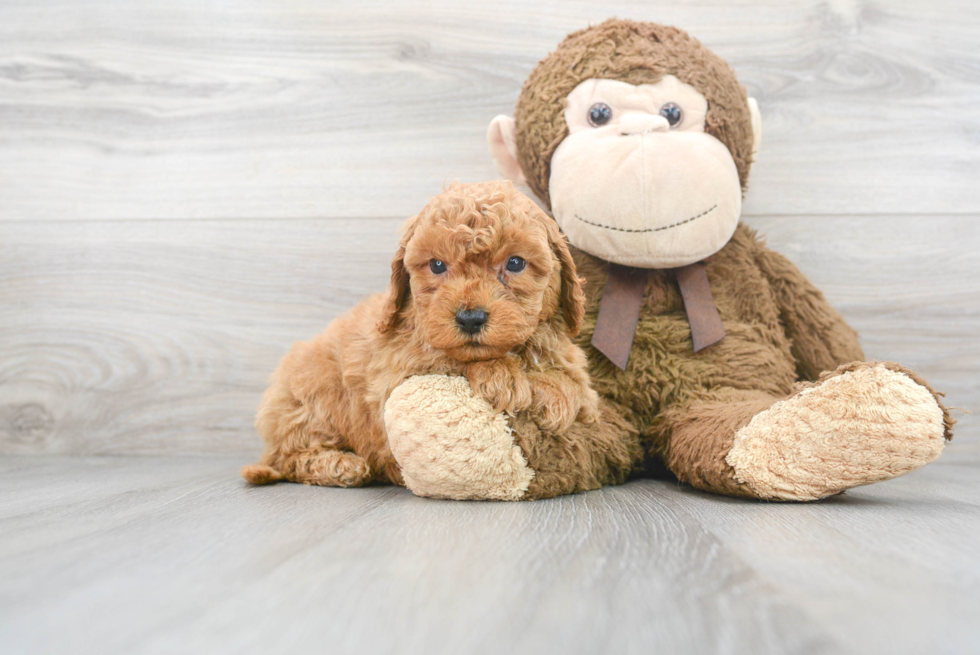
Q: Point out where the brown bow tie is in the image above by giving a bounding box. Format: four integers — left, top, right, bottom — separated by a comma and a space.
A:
591, 261, 725, 370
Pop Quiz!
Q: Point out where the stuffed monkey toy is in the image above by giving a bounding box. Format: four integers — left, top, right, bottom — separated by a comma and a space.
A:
384, 19, 953, 501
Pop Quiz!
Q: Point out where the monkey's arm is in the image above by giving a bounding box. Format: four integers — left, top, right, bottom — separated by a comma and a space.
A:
754, 246, 864, 381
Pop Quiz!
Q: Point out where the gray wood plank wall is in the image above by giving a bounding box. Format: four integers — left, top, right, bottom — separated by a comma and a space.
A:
1, 0, 978, 456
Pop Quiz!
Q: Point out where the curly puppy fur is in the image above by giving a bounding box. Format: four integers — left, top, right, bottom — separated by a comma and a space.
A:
242, 181, 599, 487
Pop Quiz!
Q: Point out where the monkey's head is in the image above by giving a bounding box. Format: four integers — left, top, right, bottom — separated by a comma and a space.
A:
488, 19, 761, 268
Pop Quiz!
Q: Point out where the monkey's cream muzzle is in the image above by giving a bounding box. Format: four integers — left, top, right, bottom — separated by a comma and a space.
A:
548, 76, 744, 269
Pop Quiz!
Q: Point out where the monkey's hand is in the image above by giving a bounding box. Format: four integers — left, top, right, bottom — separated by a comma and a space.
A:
463, 356, 532, 415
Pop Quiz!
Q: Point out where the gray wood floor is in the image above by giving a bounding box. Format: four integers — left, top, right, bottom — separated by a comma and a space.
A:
1, 454, 978, 655
2, 0, 979, 653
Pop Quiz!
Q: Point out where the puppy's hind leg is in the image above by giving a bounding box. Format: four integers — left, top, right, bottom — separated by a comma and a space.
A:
244, 446, 373, 487
273, 448, 372, 487
241, 464, 284, 485
245, 374, 372, 487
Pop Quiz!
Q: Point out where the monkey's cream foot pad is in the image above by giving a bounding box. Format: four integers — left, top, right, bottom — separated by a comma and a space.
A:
384, 375, 533, 500
726, 363, 947, 501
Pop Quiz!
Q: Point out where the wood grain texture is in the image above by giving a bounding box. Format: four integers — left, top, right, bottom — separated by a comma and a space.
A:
0, 217, 401, 455
0, 455, 977, 655
1, 215, 976, 455
0, 0, 978, 220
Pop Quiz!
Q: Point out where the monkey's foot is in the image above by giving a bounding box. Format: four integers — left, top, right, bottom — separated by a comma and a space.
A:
726, 362, 950, 501
384, 375, 533, 501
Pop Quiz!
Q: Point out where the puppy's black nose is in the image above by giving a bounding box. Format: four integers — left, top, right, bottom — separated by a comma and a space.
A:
456, 308, 489, 335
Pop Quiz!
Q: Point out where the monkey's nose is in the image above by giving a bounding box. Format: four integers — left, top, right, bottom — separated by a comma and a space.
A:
619, 113, 670, 136
456, 308, 489, 335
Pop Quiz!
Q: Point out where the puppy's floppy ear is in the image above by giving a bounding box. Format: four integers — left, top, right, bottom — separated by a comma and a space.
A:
544, 218, 585, 336
377, 215, 419, 334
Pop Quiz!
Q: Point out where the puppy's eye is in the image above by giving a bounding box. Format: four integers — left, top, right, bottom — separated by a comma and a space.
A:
429, 259, 447, 274
587, 103, 612, 127
659, 103, 683, 128
505, 256, 526, 273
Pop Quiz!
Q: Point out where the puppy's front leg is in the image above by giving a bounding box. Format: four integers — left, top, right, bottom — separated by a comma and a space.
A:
527, 371, 600, 434
463, 356, 532, 414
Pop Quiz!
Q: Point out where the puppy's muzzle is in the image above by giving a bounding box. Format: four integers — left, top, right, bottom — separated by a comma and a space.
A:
456, 308, 489, 335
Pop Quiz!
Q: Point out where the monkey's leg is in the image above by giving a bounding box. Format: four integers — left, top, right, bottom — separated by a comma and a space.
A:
658, 390, 778, 499
384, 375, 642, 500
661, 362, 951, 501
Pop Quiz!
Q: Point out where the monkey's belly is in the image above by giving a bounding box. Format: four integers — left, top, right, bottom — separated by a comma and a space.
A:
580, 312, 798, 420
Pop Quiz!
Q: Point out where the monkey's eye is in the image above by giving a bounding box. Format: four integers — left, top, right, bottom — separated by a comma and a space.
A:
659, 103, 683, 128
587, 103, 612, 127
505, 256, 526, 273
429, 259, 447, 274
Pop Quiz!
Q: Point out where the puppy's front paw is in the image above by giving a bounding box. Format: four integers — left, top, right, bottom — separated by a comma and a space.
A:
527, 373, 599, 433
463, 358, 532, 414
384, 375, 534, 501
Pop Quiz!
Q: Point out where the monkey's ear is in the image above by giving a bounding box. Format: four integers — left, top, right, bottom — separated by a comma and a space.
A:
748, 98, 762, 157
487, 115, 528, 186
377, 216, 419, 334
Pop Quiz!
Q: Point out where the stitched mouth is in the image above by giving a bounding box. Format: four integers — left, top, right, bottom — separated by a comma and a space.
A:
575, 204, 717, 234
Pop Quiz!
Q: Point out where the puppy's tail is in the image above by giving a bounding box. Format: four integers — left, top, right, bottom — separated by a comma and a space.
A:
241, 464, 284, 485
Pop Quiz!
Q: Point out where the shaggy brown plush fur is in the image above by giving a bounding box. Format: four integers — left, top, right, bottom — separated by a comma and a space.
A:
511, 398, 642, 499
514, 19, 755, 208
242, 181, 602, 487
572, 225, 861, 452
569, 227, 953, 497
